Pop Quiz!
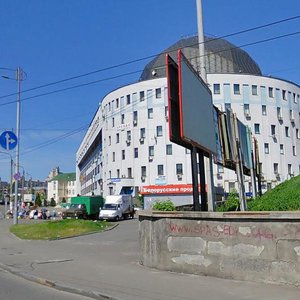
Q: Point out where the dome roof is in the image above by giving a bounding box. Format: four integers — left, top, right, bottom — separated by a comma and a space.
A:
139, 36, 262, 81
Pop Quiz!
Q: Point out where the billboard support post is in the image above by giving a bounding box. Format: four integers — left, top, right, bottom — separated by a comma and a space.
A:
198, 150, 207, 211
191, 147, 200, 211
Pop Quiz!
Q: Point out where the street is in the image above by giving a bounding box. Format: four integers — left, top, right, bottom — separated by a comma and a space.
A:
0, 268, 93, 300
0, 209, 299, 300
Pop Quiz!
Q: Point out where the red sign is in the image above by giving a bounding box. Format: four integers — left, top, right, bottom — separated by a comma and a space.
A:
140, 184, 193, 195
140, 184, 208, 195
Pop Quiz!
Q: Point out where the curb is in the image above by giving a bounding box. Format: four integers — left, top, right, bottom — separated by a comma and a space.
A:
49, 223, 119, 241
0, 262, 117, 300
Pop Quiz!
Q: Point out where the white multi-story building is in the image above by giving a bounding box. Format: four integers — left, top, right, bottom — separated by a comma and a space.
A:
76, 36, 300, 207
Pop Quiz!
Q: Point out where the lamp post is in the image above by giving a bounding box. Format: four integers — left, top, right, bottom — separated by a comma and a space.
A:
1, 67, 25, 224
0, 152, 13, 216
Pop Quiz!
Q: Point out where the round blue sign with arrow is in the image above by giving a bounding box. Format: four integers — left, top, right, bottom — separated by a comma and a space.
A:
0, 131, 18, 150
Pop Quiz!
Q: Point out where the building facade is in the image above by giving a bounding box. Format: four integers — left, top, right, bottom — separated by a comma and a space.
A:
76, 36, 300, 206
47, 167, 76, 204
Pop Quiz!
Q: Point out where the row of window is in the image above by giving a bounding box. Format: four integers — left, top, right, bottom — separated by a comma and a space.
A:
107, 163, 184, 180
254, 123, 300, 139
213, 83, 299, 103
104, 88, 163, 113
110, 106, 168, 128
107, 125, 165, 146
264, 143, 297, 156
243, 104, 298, 121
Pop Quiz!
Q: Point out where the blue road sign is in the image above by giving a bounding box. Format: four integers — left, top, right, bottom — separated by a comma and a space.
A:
0, 131, 18, 150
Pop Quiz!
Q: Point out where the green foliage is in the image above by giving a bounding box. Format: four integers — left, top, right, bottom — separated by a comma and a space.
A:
10, 219, 111, 240
35, 193, 42, 207
152, 199, 176, 211
248, 175, 300, 211
217, 189, 240, 212
50, 198, 56, 207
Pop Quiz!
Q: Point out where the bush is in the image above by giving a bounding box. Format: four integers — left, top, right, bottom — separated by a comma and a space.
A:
152, 199, 176, 211
216, 189, 240, 212
248, 176, 300, 211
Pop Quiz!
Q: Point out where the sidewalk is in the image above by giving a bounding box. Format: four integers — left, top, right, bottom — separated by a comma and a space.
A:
0, 218, 299, 300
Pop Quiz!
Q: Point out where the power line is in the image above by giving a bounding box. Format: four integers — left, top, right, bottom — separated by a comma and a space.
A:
0, 14, 299, 101
0, 29, 299, 109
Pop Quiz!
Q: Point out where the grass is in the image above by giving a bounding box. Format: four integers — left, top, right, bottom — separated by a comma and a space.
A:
10, 219, 112, 240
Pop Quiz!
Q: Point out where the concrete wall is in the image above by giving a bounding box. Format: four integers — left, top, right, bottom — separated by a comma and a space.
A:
139, 211, 300, 286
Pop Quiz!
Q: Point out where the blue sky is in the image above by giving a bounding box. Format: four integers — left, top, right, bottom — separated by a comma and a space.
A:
0, 0, 299, 182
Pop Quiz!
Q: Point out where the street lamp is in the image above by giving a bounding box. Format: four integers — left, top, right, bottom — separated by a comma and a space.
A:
1, 67, 25, 224
0, 152, 13, 216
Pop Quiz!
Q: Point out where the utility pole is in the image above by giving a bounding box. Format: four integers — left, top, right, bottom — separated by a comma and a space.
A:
196, 0, 216, 211
13, 67, 22, 225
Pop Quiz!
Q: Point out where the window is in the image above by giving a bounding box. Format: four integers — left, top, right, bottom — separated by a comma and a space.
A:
280, 144, 284, 154
155, 88, 161, 98
273, 163, 279, 174
140, 91, 145, 101
108, 102, 111, 111
117, 169, 120, 178
116, 98, 119, 108
122, 150, 125, 160
288, 164, 293, 175
149, 146, 154, 157
277, 107, 282, 120
282, 90, 287, 100
141, 166, 146, 177
166, 144, 172, 155
233, 84, 240, 95
157, 165, 164, 176
128, 168, 132, 178
165, 106, 169, 122
213, 84, 220, 95
217, 165, 224, 173
108, 136, 111, 146
268, 87, 274, 98
290, 110, 294, 121
229, 182, 235, 192
271, 125, 276, 136
285, 126, 290, 137
109, 171, 111, 178
176, 163, 183, 175
140, 128, 146, 138
156, 125, 163, 137
224, 103, 231, 111
252, 85, 258, 95
112, 152, 115, 162
134, 148, 138, 158
254, 123, 260, 134
296, 129, 299, 139
262, 105, 267, 116
116, 133, 120, 143
126, 94, 131, 105
112, 117, 115, 127
293, 146, 296, 156
148, 108, 153, 119
133, 111, 138, 125
264, 143, 269, 154
121, 114, 125, 124
244, 104, 250, 116
126, 130, 131, 141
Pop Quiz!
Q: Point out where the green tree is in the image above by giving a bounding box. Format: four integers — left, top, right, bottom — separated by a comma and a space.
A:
50, 198, 56, 207
35, 193, 42, 207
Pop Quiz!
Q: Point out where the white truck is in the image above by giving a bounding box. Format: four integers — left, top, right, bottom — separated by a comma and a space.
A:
99, 195, 134, 221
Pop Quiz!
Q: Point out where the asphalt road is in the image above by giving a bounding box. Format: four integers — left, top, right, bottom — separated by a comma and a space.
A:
0, 268, 93, 300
